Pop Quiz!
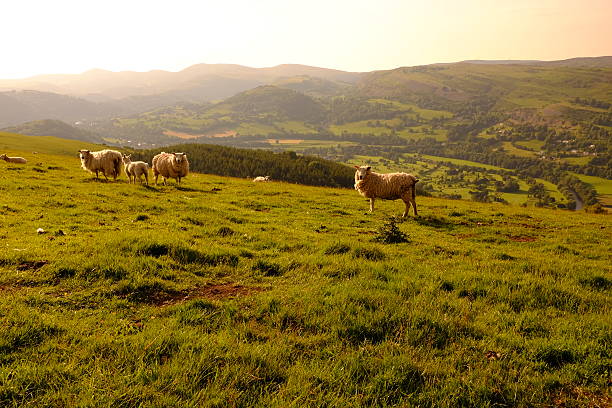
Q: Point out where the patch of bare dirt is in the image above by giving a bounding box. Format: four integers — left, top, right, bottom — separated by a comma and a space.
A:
549, 386, 610, 408
507, 235, 537, 242
456, 233, 477, 239
155, 283, 266, 307
16, 260, 48, 271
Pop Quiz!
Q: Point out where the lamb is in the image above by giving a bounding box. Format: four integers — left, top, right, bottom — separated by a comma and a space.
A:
354, 165, 419, 217
152, 152, 189, 185
0, 154, 27, 164
253, 176, 271, 182
79, 149, 122, 180
122, 154, 150, 185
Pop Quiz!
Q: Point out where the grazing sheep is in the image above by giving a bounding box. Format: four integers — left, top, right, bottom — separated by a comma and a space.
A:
122, 154, 150, 185
79, 149, 122, 180
354, 165, 419, 217
253, 176, 271, 182
0, 154, 27, 164
152, 152, 189, 186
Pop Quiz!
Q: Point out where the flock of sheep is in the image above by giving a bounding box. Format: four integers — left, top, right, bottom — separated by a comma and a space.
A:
77, 149, 189, 186
2, 148, 420, 217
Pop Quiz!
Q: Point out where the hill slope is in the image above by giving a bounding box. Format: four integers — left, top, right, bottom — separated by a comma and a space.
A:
2, 119, 103, 142
0, 90, 125, 128
0, 134, 610, 407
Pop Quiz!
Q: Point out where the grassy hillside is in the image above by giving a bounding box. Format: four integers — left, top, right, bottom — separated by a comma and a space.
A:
1, 119, 102, 143
0, 135, 610, 407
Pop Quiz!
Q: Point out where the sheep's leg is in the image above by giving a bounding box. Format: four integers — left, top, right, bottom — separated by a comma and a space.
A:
369, 198, 375, 213
144, 173, 149, 186
402, 198, 410, 218
410, 196, 418, 217
402, 189, 418, 217
154, 174, 158, 185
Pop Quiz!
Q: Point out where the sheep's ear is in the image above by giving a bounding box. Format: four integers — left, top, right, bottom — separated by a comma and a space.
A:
354, 165, 360, 169
366, 166, 371, 171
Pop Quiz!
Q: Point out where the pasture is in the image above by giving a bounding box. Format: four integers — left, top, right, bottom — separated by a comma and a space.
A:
0, 135, 610, 407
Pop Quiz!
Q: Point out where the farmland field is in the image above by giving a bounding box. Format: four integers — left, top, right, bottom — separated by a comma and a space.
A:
0, 134, 610, 407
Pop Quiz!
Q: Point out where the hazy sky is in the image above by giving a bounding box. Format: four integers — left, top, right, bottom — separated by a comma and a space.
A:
2, 0, 611, 78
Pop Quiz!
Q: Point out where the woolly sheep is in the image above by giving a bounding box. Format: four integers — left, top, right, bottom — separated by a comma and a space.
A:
79, 149, 122, 180
152, 152, 189, 186
354, 165, 419, 217
253, 176, 270, 182
0, 154, 27, 164
122, 154, 149, 185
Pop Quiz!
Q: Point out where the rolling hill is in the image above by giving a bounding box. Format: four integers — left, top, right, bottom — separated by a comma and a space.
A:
0, 132, 610, 407
0, 63, 360, 102
1, 119, 103, 143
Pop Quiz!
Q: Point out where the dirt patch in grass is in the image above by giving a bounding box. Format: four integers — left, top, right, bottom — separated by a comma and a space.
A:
550, 386, 611, 408
456, 233, 477, 239
507, 235, 537, 242
155, 283, 266, 307
16, 261, 48, 271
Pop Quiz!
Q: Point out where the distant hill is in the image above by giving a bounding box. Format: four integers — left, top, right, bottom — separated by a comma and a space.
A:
0, 90, 125, 128
1, 119, 103, 142
0, 63, 361, 103
462, 56, 612, 67
355, 62, 612, 111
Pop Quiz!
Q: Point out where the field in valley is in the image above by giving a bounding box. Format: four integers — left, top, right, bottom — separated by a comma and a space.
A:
0, 134, 610, 407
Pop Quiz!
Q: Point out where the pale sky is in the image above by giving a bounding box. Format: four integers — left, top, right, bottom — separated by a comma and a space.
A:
2, 0, 611, 79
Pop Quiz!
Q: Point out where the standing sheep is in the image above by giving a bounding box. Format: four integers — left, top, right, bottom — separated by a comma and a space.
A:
152, 152, 189, 186
354, 165, 419, 217
0, 154, 27, 164
79, 149, 122, 180
122, 154, 150, 185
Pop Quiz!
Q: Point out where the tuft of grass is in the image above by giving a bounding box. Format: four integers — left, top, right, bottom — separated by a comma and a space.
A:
373, 217, 409, 244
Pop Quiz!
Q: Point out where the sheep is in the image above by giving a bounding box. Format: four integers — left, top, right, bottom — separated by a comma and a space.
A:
152, 152, 189, 186
354, 165, 419, 217
78, 149, 122, 180
122, 154, 149, 185
253, 176, 271, 182
0, 154, 27, 164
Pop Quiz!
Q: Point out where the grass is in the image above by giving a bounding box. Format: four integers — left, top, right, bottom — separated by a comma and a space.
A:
560, 156, 592, 166
420, 154, 506, 171
501, 142, 539, 158
0, 134, 610, 407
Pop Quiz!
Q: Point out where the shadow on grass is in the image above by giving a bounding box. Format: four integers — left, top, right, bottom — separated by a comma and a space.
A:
410, 215, 462, 230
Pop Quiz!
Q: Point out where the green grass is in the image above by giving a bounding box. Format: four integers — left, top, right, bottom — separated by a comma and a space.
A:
560, 156, 592, 166
571, 173, 612, 195
420, 154, 506, 171
501, 142, 539, 158
515, 140, 545, 151
368, 99, 454, 120
0, 134, 610, 407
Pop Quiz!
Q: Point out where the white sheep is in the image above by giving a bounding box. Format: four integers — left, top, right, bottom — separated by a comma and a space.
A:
152, 152, 189, 186
354, 165, 419, 217
0, 154, 27, 164
79, 149, 122, 180
122, 154, 150, 185
253, 176, 271, 182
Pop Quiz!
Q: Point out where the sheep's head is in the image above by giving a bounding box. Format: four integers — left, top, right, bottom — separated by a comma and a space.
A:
354, 165, 371, 181
122, 154, 132, 164
173, 152, 187, 164
0, 154, 7, 160
78, 150, 91, 160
